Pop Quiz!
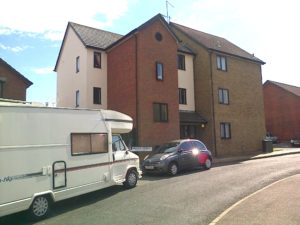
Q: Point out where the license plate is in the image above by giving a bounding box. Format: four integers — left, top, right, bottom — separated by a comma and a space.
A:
145, 166, 154, 170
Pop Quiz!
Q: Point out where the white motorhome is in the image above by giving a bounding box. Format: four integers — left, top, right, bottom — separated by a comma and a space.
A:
0, 102, 142, 220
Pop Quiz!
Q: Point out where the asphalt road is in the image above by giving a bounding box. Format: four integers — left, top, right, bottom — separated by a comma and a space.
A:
1, 154, 300, 225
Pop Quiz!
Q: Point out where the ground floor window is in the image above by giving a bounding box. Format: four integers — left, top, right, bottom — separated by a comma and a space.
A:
75, 90, 80, 107
220, 122, 231, 139
153, 103, 168, 122
0, 81, 3, 98
180, 125, 197, 139
93, 87, 101, 104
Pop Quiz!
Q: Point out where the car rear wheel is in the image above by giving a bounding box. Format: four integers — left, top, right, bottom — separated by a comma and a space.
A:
204, 158, 212, 170
168, 162, 178, 176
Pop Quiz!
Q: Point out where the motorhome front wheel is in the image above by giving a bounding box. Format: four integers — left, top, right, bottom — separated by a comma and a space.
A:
123, 169, 138, 189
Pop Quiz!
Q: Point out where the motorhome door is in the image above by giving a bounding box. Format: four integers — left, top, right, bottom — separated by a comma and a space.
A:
53, 161, 67, 189
112, 135, 130, 181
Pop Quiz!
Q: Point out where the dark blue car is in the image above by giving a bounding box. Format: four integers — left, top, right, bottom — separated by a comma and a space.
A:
142, 139, 212, 176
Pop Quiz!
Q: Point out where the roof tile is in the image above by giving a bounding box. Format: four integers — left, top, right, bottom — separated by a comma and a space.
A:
265, 80, 300, 98
70, 22, 123, 50
170, 22, 265, 64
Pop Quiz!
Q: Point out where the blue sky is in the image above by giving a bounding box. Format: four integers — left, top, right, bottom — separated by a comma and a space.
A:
1, 0, 300, 104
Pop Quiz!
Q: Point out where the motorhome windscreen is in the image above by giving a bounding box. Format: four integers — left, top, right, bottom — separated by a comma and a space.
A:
71, 133, 108, 155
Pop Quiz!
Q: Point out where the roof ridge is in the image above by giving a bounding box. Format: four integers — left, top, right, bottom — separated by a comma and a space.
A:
69, 21, 123, 37
170, 21, 264, 64
267, 80, 300, 89
170, 22, 225, 41
0, 58, 33, 86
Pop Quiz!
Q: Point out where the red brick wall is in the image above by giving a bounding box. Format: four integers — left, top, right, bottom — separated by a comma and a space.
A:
136, 19, 180, 146
264, 83, 300, 141
107, 18, 180, 147
0, 63, 29, 101
107, 37, 137, 126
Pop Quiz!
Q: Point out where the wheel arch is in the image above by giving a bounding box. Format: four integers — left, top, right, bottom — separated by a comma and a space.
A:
29, 191, 55, 207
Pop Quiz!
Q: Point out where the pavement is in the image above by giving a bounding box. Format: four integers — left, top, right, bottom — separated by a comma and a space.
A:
210, 146, 300, 225
213, 145, 300, 165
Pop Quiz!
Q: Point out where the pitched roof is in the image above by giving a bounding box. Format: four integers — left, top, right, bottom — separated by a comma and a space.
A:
107, 14, 178, 50
69, 22, 123, 50
264, 80, 300, 98
169, 22, 265, 64
55, 14, 178, 71
0, 58, 33, 87
178, 43, 195, 55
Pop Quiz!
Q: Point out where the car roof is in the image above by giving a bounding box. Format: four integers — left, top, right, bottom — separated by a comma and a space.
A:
169, 139, 203, 144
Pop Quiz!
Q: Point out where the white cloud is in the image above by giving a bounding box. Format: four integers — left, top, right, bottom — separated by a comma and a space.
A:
172, 0, 300, 86
32, 67, 54, 75
0, 44, 29, 53
0, 0, 132, 41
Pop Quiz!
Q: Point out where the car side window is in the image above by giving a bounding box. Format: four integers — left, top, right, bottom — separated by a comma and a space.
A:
192, 141, 207, 150
112, 135, 126, 151
180, 142, 192, 152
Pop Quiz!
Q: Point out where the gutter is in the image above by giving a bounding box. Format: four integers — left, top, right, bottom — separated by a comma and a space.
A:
209, 51, 218, 157
134, 33, 139, 146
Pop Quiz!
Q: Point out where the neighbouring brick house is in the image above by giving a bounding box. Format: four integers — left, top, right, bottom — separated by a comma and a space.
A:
55, 14, 266, 156
263, 80, 300, 141
0, 58, 33, 101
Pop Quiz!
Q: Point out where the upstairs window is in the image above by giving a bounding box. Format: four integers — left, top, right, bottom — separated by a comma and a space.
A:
156, 62, 164, 80
153, 103, 168, 122
179, 88, 187, 105
177, 54, 186, 70
220, 123, 231, 139
217, 55, 227, 71
93, 87, 101, 105
218, 88, 229, 104
76, 56, 80, 73
94, 52, 101, 68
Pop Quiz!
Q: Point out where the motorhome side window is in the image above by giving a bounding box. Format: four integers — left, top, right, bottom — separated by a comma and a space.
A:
112, 135, 126, 151
71, 133, 108, 155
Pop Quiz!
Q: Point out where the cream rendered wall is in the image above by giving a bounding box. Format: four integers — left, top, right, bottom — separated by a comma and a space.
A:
56, 27, 87, 108
86, 49, 107, 109
178, 53, 195, 111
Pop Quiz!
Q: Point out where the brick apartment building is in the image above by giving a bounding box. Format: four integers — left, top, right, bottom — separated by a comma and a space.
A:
55, 14, 266, 156
0, 58, 33, 101
169, 23, 266, 156
263, 80, 300, 141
